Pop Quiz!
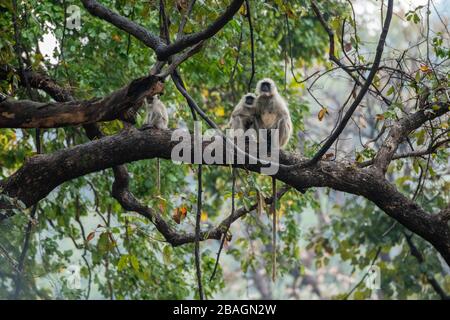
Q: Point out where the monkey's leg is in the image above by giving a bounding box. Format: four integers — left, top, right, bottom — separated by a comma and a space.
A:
271, 176, 277, 282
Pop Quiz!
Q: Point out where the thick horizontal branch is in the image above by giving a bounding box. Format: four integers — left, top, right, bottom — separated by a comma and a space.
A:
0, 75, 163, 128
1, 128, 449, 265
0, 66, 74, 103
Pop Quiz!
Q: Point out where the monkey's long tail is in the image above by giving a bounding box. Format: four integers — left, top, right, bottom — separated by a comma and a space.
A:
195, 164, 205, 300
210, 166, 236, 282
271, 176, 277, 282
156, 158, 161, 194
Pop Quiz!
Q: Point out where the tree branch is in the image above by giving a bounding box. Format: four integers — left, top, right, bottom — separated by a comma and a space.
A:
156, 0, 244, 60
1, 128, 449, 266
372, 102, 450, 174
306, 0, 393, 165
0, 74, 163, 128
80, 0, 163, 50
81, 0, 243, 61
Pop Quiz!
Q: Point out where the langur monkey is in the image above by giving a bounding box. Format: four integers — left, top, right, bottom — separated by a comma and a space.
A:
255, 78, 292, 282
255, 78, 292, 147
229, 93, 257, 133
143, 95, 169, 130
211, 93, 258, 281
143, 95, 169, 194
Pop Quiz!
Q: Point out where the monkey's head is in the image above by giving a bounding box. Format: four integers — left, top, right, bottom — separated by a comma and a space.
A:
256, 78, 277, 97
242, 93, 257, 107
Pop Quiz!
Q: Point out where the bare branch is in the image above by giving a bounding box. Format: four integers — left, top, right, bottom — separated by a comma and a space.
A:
372, 102, 450, 173
156, 0, 244, 60
305, 0, 393, 166
157, 41, 205, 78
404, 233, 450, 300
80, 0, 163, 50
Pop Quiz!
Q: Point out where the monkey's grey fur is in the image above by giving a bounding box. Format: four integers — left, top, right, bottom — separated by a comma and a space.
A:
229, 93, 257, 133
255, 78, 292, 148
143, 95, 168, 129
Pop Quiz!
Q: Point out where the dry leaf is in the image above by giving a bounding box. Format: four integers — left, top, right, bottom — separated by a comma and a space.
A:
419, 64, 430, 73
176, 0, 188, 12
318, 108, 329, 121
172, 206, 188, 224
375, 114, 385, 121
344, 42, 352, 52
323, 153, 334, 160
86, 232, 95, 242
359, 116, 368, 128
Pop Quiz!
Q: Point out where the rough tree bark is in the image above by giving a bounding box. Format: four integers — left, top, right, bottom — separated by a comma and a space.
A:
0, 126, 449, 265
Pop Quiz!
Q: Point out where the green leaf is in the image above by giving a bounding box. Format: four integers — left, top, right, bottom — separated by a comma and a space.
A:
130, 255, 140, 272
386, 86, 395, 96
162, 245, 172, 265
118, 255, 129, 272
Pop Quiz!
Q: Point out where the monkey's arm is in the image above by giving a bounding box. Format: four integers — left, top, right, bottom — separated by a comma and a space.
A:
230, 115, 245, 131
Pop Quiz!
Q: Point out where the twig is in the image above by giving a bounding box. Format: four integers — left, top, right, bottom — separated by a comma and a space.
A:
176, 0, 196, 39
210, 167, 236, 282
304, 0, 393, 166
343, 247, 381, 300
245, 0, 255, 91
11, 0, 41, 298
404, 233, 450, 300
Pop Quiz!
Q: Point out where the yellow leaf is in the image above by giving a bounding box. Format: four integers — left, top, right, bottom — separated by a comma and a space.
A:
419, 64, 430, 73
239, 4, 247, 16
215, 106, 225, 117
201, 89, 209, 98
200, 211, 208, 222
318, 108, 328, 121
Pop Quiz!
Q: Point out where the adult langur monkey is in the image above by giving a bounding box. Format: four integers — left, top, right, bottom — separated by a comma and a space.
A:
255, 78, 292, 282
142, 95, 169, 194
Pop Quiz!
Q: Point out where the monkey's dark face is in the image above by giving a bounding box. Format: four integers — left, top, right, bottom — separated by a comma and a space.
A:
260, 81, 271, 94
245, 95, 255, 105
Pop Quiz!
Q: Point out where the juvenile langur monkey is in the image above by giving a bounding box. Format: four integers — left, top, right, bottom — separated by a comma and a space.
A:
143, 95, 169, 130
212, 93, 258, 280
254, 78, 293, 282
143, 95, 169, 194
229, 93, 257, 133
